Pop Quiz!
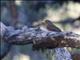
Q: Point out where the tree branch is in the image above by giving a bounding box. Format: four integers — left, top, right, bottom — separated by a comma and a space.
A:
0, 22, 80, 48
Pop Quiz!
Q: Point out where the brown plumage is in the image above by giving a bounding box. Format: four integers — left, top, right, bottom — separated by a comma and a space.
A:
45, 20, 61, 32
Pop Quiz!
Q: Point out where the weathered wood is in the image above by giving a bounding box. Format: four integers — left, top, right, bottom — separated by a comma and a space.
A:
0, 22, 80, 48
1, 22, 79, 60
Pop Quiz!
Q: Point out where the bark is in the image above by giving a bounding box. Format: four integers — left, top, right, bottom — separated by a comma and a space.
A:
1, 22, 80, 60
0, 22, 80, 48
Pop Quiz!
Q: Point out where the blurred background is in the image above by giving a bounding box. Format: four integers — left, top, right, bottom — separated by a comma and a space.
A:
1, 0, 80, 60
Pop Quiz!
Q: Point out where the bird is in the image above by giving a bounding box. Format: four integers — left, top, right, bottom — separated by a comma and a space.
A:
44, 20, 61, 32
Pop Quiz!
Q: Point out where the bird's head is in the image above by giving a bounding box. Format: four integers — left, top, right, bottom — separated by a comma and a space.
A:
45, 20, 52, 23
45, 20, 54, 26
